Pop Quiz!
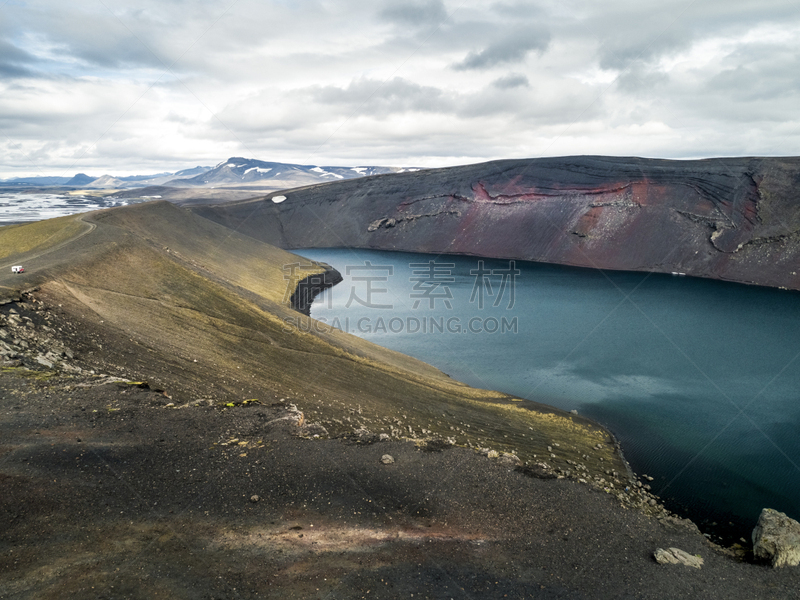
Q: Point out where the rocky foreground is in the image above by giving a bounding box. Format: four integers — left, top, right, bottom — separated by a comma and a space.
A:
191, 155, 800, 291
2, 201, 800, 598
1, 295, 800, 599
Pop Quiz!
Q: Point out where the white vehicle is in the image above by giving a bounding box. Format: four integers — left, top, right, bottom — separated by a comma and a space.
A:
11, 266, 24, 274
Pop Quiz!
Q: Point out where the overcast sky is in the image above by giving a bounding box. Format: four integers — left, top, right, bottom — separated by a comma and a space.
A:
2, 0, 800, 177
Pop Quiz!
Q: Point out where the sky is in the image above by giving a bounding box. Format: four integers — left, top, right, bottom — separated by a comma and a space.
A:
1, 0, 800, 178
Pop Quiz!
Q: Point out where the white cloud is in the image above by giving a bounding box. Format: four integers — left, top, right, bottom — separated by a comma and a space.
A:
1, 0, 800, 177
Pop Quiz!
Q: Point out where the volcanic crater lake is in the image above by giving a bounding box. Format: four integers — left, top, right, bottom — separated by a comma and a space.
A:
298, 248, 800, 542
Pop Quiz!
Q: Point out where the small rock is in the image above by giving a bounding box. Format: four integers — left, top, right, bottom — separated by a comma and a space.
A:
353, 427, 378, 443
497, 452, 522, 467
654, 547, 703, 569
378, 433, 390, 441
367, 218, 388, 232
752, 508, 800, 567
250, 495, 260, 503
299, 423, 328, 438
570, 409, 578, 415
35, 355, 54, 368
380, 454, 395, 464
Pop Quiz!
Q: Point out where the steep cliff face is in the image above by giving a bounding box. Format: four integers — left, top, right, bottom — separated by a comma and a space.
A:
190, 156, 800, 290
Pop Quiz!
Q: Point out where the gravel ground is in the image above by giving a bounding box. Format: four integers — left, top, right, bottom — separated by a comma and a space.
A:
2, 363, 800, 600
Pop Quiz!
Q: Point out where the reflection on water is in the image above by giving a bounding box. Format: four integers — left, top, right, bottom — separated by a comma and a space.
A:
0, 192, 134, 224
299, 247, 800, 543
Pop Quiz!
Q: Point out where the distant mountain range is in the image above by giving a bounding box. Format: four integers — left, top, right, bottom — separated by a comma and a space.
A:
167, 157, 420, 189
2, 167, 210, 188
2, 158, 420, 190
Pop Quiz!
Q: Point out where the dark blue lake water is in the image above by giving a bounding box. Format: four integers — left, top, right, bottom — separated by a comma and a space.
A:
298, 248, 800, 542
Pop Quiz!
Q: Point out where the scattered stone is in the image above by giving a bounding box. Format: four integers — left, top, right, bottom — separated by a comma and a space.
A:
420, 438, 454, 452
367, 218, 388, 232
380, 454, 394, 465
497, 452, 522, 467
35, 355, 54, 368
653, 547, 704, 568
250, 495, 260, 503
752, 508, 800, 567
298, 422, 328, 438
351, 427, 379, 443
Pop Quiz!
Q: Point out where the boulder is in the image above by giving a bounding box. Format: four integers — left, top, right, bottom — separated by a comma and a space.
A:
380, 454, 394, 465
653, 547, 703, 569
752, 508, 800, 567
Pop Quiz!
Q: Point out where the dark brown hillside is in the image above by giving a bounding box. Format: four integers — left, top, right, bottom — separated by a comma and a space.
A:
190, 155, 800, 290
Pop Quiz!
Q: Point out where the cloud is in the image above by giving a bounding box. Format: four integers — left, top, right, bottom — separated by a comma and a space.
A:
379, 0, 448, 27
597, 29, 690, 72
0, 39, 37, 77
2, 0, 800, 177
453, 26, 550, 70
492, 73, 530, 89
310, 77, 454, 117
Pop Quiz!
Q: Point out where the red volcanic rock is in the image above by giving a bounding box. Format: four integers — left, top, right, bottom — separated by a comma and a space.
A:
190, 156, 800, 290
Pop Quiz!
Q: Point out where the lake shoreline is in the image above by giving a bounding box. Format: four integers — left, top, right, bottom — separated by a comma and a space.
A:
306, 259, 712, 543
301, 247, 800, 547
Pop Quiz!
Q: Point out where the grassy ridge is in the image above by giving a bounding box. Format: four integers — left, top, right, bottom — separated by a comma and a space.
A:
0, 215, 86, 261
3, 201, 627, 481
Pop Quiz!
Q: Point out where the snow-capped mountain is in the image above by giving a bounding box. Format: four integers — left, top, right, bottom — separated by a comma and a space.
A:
168, 157, 420, 188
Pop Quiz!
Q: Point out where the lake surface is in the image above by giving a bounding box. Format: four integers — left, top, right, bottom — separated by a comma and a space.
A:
0, 192, 137, 224
299, 247, 800, 542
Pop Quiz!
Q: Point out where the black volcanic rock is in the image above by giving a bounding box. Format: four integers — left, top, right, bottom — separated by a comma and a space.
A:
190, 155, 800, 291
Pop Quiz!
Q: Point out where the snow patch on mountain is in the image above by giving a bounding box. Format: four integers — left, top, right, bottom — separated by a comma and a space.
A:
245, 167, 273, 175
311, 167, 344, 179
